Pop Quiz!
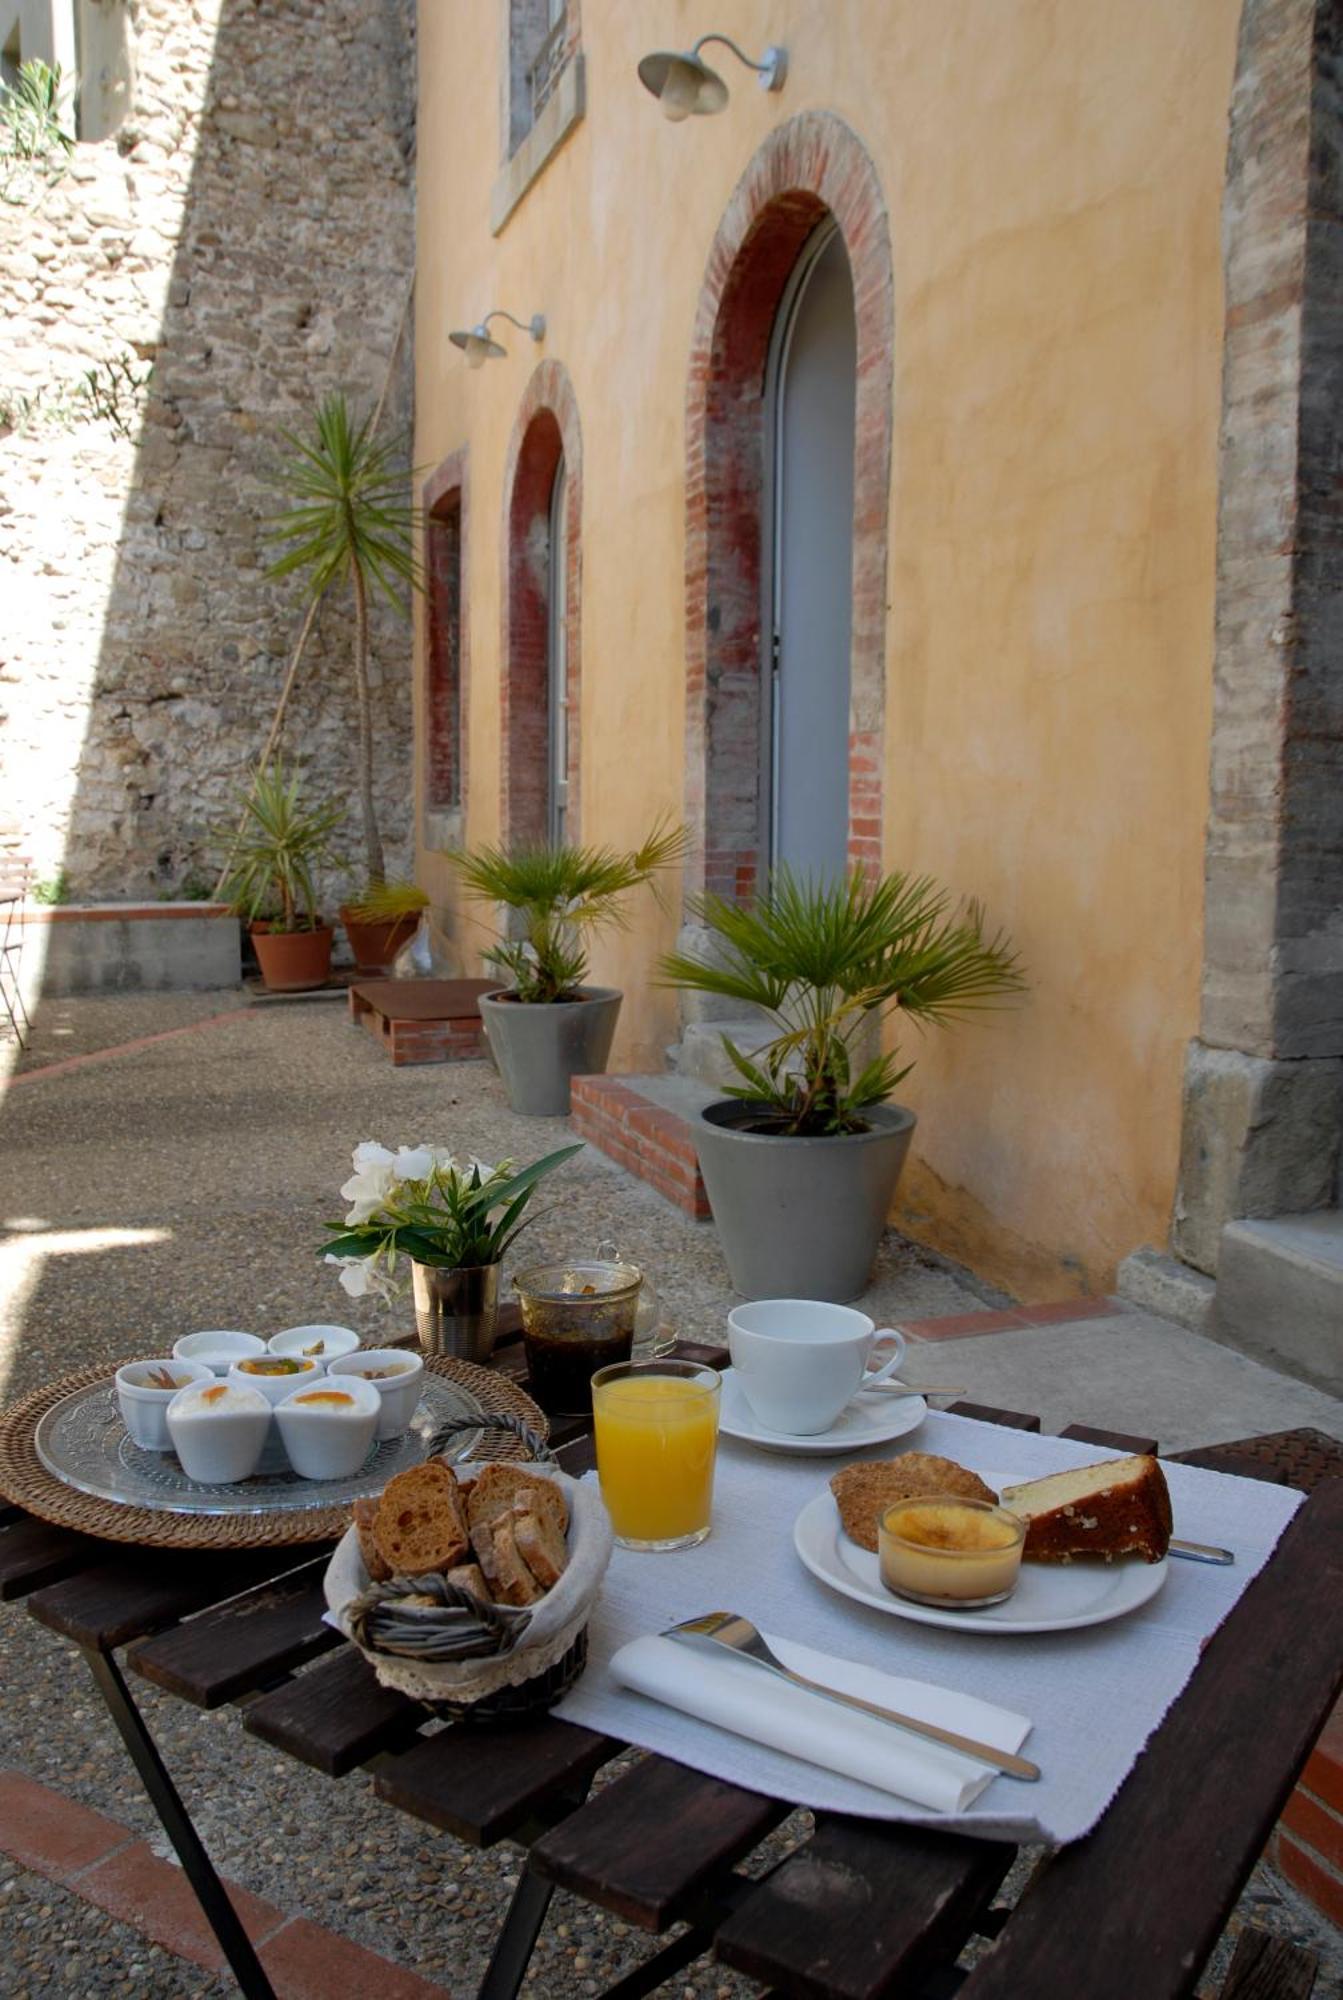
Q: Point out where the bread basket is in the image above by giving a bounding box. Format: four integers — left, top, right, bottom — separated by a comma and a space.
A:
323, 1413, 613, 1720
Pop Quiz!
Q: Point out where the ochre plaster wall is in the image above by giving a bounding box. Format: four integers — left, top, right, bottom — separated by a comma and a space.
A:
415, 0, 1239, 1298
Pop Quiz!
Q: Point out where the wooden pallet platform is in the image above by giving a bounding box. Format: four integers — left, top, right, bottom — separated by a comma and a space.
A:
349, 978, 493, 1066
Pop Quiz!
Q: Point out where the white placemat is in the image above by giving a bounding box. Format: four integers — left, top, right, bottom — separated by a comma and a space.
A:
554, 1412, 1302, 1844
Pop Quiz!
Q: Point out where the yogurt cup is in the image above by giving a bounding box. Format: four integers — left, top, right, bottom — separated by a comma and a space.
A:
166, 1379, 271, 1484
274, 1375, 381, 1480
226, 1354, 324, 1407
115, 1358, 215, 1451
327, 1348, 423, 1441
172, 1330, 266, 1375
267, 1324, 362, 1366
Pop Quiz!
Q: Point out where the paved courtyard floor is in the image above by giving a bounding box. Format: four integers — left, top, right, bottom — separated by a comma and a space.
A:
0, 990, 1339, 1996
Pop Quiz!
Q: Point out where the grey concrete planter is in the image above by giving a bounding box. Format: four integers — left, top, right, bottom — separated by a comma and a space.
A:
478, 986, 622, 1116
694, 1099, 918, 1302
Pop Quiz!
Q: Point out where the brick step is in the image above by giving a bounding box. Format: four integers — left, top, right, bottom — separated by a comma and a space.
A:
570, 1073, 715, 1218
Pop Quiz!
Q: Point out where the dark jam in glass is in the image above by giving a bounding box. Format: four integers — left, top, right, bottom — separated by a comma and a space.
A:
522, 1325, 635, 1412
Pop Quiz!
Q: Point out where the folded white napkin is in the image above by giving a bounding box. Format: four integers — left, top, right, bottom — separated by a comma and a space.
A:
609, 1629, 1032, 1813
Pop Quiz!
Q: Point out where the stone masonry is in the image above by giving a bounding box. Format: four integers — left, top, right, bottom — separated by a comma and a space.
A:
1172, 0, 1343, 1273
0, 0, 417, 907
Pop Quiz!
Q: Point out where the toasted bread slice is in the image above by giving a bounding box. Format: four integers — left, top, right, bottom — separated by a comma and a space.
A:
373, 1461, 468, 1575
830, 1454, 998, 1553
352, 1496, 392, 1582
490, 1515, 545, 1606
513, 1503, 569, 1591
467, 1462, 568, 1539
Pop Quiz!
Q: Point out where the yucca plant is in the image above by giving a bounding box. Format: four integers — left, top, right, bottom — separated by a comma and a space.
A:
218, 764, 345, 933
266, 393, 422, 886
659, 867, 1025, 1136
449, 821, 688, 1003
1, 60, 72, 197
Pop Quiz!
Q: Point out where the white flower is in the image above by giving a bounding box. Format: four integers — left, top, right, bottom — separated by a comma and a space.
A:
340, 1140, 399, 1223
393, 1144, 436, 1183
325, 1254, 397, 1304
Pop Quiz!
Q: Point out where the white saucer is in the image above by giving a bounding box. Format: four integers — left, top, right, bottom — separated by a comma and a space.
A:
717, 1366, 927, 1455
793, 1484, 1169, 1633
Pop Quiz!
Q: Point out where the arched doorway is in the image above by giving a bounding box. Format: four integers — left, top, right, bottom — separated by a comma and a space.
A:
500, 361, 583, 847
765, 221, 857, 879
683, 112, 894, 906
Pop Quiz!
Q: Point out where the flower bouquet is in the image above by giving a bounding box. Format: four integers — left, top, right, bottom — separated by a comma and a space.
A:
319, 1140, 584, 1359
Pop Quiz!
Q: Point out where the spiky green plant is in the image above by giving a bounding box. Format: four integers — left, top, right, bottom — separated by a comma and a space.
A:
1, 60, 72, 198
659, 867, 1025, 1136
449, 821, 688, 1003
218, 764, 345, 933
266, 394, 422, 885
343, 877, 429, 924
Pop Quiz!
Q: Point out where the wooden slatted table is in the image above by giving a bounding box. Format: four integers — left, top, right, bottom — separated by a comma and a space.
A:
2, 1321, 1341, 2000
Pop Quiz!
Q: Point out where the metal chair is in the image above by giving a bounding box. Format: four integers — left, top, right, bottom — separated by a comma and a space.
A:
0, 856, 32, 1050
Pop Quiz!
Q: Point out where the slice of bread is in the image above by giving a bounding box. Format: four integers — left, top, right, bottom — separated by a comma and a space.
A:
513, 1503, 569, 1591
469, 1517, 503, 1595
373, 1461, 469, 1575
830, 1454, 998, 1553
467, 1462, 568, 1540
446, 1562, 489, 1600
490, 1515, 545, 1606
352, 1496, 392, 1582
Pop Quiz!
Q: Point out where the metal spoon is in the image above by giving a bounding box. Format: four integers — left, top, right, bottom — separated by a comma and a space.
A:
662, 1610, 1040, 1782
859, 1381, 967, 1398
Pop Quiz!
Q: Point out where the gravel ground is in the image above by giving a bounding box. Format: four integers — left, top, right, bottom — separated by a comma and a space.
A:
0, 991, 1338, 1996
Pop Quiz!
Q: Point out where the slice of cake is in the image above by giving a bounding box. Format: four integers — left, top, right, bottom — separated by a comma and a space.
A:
1000, 1455, 1172, 1564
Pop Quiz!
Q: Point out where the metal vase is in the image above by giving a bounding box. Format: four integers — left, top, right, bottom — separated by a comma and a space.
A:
411, 1261, 501, 1362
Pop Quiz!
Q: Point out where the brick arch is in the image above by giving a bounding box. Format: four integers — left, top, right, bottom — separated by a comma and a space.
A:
500, 359, 583, 845
684, 112, 894, 900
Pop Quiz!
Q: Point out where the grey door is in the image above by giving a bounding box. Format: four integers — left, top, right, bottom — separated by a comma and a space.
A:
766, 223, 857, 881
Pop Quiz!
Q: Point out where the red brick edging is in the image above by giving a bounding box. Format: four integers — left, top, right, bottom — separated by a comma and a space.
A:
4, 1007, 255, 1086
570, 1075, 711, 1217
0, 1770, 448, 1997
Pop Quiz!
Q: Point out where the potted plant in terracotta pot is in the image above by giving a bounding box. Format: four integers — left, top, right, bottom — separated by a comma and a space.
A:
318, 1138, 583, 1360
659, 866, 1025, 1301
340, 877, 430, 973
448, 822, 687, 1115
220, 764, 344, 992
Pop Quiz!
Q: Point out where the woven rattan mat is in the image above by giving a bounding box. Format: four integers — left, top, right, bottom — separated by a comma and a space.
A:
0, 1356, 547, 1550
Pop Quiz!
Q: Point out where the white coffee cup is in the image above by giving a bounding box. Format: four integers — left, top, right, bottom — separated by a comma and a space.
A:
727, 1299, 908, 1435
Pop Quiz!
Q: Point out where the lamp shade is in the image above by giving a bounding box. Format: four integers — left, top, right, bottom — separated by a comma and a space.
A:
637, 49, 729, 118
449, 325, 507, 367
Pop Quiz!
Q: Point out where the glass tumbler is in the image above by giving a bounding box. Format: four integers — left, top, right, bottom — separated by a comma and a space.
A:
591, 1359, 722, 1551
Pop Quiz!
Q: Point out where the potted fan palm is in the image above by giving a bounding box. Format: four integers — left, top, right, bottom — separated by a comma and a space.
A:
448, 822, 687, 1115
219, 764, 344, 991
659, 867, 1025, 1301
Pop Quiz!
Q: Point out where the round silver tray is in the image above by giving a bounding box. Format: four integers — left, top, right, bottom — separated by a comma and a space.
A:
33, 1375, 484, 1517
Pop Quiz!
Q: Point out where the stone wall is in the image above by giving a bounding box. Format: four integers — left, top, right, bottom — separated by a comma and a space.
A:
0, 0, 417, 909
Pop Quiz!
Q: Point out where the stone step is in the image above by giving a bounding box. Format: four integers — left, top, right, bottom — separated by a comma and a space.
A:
570, 1073, 716, 1217
1214, 1210, 1343, 1397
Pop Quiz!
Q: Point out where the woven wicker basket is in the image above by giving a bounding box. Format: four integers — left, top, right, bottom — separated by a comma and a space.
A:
324, 1413, 612, 1720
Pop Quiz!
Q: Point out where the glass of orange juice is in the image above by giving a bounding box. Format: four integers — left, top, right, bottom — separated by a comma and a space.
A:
591, 1359, 722, 1550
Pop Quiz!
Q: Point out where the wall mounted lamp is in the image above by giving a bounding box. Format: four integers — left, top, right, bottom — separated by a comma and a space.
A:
637, 33, 788, 120
448, 309, 546, 368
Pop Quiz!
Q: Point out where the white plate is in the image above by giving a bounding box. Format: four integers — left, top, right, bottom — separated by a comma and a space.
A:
793, 1485, 1169, 1633
718, 1366, 927, 1456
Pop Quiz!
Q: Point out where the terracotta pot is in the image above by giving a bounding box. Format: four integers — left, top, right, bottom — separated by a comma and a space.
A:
249, 922, 334, 992
340, 908, 421, 973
